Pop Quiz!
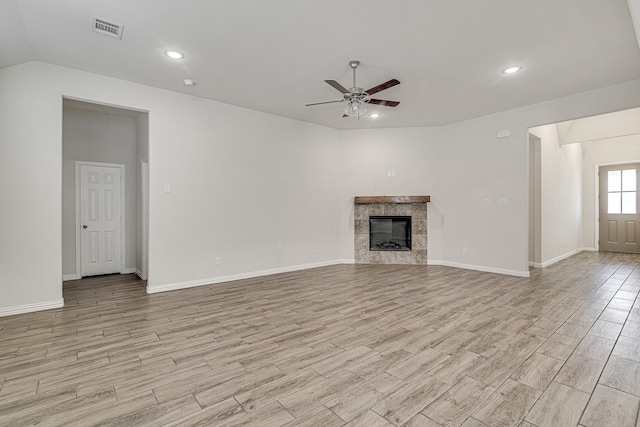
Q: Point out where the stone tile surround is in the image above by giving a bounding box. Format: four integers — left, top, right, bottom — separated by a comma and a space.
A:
354, 196, 429, 265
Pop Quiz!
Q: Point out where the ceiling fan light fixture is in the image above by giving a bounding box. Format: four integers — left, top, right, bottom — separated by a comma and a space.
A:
369, 112, 380, 118
344, 101, 367, 117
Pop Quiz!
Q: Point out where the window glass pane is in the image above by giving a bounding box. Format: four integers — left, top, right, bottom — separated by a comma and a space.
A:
622, 169, 636, 191
608, 192, 621, 214
622, 192, 637, 214
608, 170, 621, 192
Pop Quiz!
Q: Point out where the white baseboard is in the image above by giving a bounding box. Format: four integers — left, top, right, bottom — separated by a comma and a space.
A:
430, 260, 530, 278
0, 299, 64, 318
581, 247, 597, 252
147, 259, 346, 294
537, 248, 582, 268
147, 255, 538, 295
122, 268, 136, 274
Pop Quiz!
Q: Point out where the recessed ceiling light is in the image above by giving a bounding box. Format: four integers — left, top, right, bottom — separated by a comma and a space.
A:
183, 79, 196, 87
503, 66, 522, 74
165, 50, 184, 60
369, 113, 381, 118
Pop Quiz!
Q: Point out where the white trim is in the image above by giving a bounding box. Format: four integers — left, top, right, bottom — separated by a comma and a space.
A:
431, 260, 530, 278
63, 274, 80, 281
122, 268, 136, 274
581, 247, 598, 252
147, 256, 534, 295
629, 0, 640, 51
75, 161, 126, 278
140, 161, 149, 281
537, 248, 582, 268
595, 163, 600, 250
0, 299, 64, 317
147, 260, 346, 294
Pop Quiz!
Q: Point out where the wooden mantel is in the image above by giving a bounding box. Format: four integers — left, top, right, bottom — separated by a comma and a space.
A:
354, 196, 430, 204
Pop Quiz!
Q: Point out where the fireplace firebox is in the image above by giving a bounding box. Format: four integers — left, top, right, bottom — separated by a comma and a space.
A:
369, 216, 412, 251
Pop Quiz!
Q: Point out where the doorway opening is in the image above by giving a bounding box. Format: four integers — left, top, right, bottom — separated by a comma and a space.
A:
528, 106, 640, 267
62, 98, 149, 281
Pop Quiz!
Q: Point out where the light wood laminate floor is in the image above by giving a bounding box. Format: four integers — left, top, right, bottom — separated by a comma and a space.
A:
2, 251, 640, 426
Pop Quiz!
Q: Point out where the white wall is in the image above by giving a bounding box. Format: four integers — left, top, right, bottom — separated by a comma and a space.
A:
0, 61, 343, 312
62, 106, 139, 277
337, 127, 443, 262
2, 60, 640, 314
430, 78, 640, 276
530, 124, 583, 265
582, 134, 640, 249
1, 63, 64, 312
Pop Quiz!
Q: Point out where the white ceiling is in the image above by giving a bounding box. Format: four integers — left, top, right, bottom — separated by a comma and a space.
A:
2, 0, 640, 130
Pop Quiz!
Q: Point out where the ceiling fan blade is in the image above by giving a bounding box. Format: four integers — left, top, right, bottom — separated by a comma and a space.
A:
368, 99, 400, 107
305, 99, 344, 106
366, 79, 400, 95
325, 80, 350, 94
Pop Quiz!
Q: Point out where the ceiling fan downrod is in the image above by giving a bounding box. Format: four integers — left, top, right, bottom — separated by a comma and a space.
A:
349, 60, 364, 96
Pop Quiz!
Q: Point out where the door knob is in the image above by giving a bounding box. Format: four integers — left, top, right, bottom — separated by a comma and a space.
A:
82, 225, 88, 229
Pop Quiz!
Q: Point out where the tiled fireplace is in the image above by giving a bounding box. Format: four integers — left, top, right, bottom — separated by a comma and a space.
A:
354, 196, 429, 265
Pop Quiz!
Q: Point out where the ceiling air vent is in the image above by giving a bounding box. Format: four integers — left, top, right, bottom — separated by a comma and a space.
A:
92, 17, 124, 39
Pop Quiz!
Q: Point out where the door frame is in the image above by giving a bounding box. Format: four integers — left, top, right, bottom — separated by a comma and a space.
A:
594, 160, 640, 251
75, 161, 126, 278
140, 160, 149, 280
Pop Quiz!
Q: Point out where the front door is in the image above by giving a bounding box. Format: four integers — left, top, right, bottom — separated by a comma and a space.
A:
599, 163, 640, 253
79, 164, 123, 276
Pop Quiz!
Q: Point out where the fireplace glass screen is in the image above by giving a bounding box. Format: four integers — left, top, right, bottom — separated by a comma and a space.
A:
369, 216, 411, 251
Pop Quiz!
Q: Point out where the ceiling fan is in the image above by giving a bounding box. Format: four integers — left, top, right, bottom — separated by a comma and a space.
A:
305, 60, 400, 118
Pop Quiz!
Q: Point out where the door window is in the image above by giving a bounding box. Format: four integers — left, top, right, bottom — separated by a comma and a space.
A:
608, 169, 637, 214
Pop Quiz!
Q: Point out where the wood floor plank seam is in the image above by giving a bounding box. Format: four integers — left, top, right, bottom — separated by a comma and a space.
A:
2, 252, 640, 426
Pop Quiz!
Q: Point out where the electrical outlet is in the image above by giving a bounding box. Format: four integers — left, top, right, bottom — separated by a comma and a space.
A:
215, 257, 221, 265
462, 247, 468, 255
313, 246, 318, 254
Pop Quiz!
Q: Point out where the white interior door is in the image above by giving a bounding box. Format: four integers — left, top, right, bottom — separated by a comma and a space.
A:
79, 164, 123, 276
